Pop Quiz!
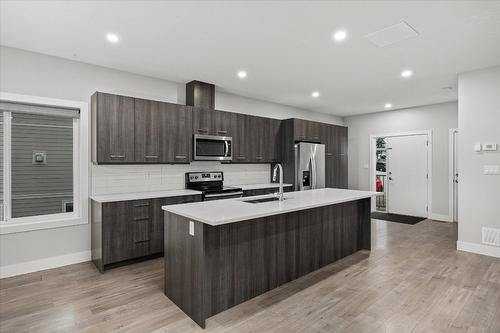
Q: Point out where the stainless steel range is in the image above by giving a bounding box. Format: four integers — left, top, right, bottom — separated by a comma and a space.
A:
185, 171, 243, 201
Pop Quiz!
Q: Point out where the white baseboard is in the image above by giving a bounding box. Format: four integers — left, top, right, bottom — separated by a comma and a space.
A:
429, 213, 453, 222
0, 250, 91, 279
457, 241, 500, 258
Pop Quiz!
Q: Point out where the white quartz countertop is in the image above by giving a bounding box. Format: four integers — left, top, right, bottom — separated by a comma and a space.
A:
238, 183, 293, 190
90, 189, 202, 203
162, 188, 381, 226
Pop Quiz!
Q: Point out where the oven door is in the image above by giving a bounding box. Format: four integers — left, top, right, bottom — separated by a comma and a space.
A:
194, 134, 232, 161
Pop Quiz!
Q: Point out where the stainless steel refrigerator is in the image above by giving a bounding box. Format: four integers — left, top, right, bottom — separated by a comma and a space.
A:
294, 142, 325, 191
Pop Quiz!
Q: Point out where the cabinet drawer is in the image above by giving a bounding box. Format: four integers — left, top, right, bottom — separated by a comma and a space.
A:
132, 200, 151, 219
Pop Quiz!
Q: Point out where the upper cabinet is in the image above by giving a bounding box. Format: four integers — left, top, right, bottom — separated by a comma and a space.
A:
192, 107, 233, 137
92, 92, 135, 163
92, 92, 191, 164
135, 99, 192, 163
293, 119, 321, 142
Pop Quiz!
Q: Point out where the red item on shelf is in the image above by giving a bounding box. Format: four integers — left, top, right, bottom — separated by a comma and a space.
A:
376, 178, 383, 192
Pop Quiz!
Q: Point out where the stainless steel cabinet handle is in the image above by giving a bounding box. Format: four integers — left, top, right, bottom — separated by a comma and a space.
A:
144, 155, 159, 158
197, 128, 209, 133
236, 156, 246, 159
175, 155, 187, 159
110, 154, 125, 158
218, 130, 228, 134
255, 156, 263, 160
326, 152, 333, 156
311, 136, 320, 140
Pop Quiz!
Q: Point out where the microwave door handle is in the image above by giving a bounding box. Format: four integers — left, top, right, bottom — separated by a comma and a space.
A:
224, 141, 229, 157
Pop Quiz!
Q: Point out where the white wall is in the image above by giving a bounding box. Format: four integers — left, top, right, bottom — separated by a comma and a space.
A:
0, 46, 343, 275
344, 102, 458, 219
457, 66, 500, 257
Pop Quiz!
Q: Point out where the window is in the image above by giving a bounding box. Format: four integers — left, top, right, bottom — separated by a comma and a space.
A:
0, 100, 80, 224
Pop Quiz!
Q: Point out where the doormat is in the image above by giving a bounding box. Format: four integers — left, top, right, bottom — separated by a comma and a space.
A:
371, 212, 426, 225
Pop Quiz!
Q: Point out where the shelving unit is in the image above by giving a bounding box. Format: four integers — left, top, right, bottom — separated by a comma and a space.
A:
375, 138, 387, 211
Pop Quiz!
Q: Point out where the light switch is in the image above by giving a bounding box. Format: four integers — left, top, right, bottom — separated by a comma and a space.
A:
482, 143, 497, 151
189, 221, 195, 236
483, 165, 500, 175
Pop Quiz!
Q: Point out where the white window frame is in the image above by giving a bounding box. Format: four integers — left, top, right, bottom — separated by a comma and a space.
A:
0, 92, 89, 234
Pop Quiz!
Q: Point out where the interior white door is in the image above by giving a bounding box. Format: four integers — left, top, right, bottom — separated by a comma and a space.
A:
386, 135, 428, 217
453, 130, 459, 222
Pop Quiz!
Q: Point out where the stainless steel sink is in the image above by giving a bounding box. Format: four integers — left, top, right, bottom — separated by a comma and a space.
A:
243, 197, 285, 204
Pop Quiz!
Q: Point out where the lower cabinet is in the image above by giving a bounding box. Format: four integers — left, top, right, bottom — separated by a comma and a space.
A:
91, 194, 202, 272
243, 186, 293, 197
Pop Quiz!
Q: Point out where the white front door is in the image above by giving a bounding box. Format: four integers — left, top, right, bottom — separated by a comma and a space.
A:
386, 135, 428, 217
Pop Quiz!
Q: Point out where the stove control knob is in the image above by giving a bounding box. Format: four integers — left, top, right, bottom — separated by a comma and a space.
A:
195, 176, 198, 179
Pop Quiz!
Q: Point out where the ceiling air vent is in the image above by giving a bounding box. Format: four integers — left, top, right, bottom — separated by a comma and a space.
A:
482, 227, 500, 247
365, 21, 419, 47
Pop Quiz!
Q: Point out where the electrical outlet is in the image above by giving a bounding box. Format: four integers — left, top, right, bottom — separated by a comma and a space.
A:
189, 221, 195, 236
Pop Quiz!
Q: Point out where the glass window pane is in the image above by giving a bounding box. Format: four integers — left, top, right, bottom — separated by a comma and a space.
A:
11, 112, 73, 218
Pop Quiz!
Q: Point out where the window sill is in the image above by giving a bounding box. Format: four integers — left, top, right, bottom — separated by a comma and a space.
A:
0, 215, 88, 235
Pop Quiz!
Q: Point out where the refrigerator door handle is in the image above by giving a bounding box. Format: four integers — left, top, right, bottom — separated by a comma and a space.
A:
311, 155, 316, 189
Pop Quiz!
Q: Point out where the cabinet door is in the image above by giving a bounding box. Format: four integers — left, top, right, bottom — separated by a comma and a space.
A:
135, 99, 162, 163
162, 103, 192, 163
293, 119, 321, 142
95, 93, 135, 163
102, 201, 134, 264
232, 113, 249, 162
267, 118, 281, 163
212, 110, 233, 137
192, 107, 212, 135
248, 116, 268, 162
131, 200, 152, 258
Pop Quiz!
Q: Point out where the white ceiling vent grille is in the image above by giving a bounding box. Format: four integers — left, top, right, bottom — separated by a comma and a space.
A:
365, 21, 419, 47
482, 227, 500, 247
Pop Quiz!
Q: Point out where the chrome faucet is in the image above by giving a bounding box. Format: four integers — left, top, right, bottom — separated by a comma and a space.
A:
272, 163, 284, 202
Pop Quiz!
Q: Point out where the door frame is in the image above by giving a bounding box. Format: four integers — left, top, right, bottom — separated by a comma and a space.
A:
369, 130, 432, 217
449, 128, 459, 222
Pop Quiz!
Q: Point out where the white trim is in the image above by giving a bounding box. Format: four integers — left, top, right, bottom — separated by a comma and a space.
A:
457, 241, 500, 258
0, 250, 91, 278
429, 213, 453, 222
449, 128, 459, 222
369, 130, 433, 217
0, 91, 89, 234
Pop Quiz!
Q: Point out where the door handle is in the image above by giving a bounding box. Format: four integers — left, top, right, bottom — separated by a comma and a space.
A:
388, 177, 394, 181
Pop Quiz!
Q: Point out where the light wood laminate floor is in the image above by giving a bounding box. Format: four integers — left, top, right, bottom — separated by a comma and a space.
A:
1, 219, 500, 333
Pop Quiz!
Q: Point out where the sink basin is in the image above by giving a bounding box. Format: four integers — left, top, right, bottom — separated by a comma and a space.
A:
243, 197, 285, 204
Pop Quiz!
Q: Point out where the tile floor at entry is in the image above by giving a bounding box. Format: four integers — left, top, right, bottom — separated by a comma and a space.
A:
1, 219, 499, 333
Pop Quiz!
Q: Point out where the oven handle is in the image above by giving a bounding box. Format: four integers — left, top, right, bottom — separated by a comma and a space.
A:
204, 191, 243, 198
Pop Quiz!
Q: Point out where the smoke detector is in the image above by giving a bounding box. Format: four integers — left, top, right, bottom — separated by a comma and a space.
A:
365, 21, 419, 47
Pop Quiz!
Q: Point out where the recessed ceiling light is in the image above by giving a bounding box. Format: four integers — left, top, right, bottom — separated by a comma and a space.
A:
401, 69, 413, 78
312, 91, 320, 98
333, 30, 347, 42
237, 70, 247, 79
106, 33, 120, 44
384, 103, 392, 108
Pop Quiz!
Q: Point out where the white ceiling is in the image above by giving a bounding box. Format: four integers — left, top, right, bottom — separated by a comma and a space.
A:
1, 1, 500, 116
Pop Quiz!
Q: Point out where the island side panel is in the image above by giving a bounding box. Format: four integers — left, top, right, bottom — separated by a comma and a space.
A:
359, 198, 371, 250
164, 212, 206, 328
202, 199, 371, 321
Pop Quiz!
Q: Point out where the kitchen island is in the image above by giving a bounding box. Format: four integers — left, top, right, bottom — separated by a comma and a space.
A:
162, 188, 379, 328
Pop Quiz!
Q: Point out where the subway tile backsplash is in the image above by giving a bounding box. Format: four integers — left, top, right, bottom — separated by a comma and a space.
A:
91, 162, 271, 195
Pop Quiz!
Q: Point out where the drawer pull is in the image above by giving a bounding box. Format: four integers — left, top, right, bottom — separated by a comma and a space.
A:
133, 203, 150, 207
175, 155, 187, 159
311, 136, 320, 140
327, 152, 333, 156
144, 155, 159, 159
110, 154, 125, 159
217, 130, 228, 134
236, 156, 246, 160
255, 156, 263, 160
197, 128, 209, 133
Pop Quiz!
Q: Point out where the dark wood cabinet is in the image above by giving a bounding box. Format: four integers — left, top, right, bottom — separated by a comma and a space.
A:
244, 116, 280, 163
293, 119, 321, 142
135, 99, 191, 163
231, 113, 249, 162
92, 92, 135, 163
192, 107, 233, 136
92, 194, 202, 272
321, 124, 348, 188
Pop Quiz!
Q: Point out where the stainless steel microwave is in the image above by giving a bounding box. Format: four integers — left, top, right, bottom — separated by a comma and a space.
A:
193, 134, 232, 161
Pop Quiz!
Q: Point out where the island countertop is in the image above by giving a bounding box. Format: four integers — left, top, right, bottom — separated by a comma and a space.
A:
162, 188, 380, 226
